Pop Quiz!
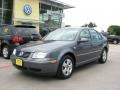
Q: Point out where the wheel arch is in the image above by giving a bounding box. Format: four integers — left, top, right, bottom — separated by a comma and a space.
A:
1, 43, 8, 52
104, 46, 108, 53
60, 52, 76, 67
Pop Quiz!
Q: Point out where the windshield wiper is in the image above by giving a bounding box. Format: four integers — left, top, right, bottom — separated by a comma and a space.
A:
44, 40, 56, 41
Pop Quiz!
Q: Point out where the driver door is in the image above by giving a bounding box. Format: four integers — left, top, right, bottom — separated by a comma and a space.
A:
76, 29, 92, 64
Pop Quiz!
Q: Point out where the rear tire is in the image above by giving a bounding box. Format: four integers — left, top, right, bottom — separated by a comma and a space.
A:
112, 39, 119, 44
2, 46, 10, 59
57, 55, 74, 79
98, 49, 108, 64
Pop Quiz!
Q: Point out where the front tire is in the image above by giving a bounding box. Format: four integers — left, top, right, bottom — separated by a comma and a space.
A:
2, 46, 10, 59
98, 49, 108, 64
57, 55, 74, 79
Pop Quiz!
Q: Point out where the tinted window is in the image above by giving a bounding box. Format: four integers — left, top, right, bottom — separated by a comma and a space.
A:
90, 30, 100, 41
13, 28, 40, 36
79, 29, 91, 40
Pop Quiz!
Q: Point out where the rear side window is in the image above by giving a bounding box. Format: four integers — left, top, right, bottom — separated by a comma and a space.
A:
89, 29, 100, 41
13, 28, 40, 36
97, 33, 103, 40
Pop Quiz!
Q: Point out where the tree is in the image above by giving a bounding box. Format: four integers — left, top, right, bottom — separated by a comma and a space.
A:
108, 25, 120, 35
65, 25, 71, 27
88, 22, 97, 27
81, 24, 88, 27
81, 22, 97, 28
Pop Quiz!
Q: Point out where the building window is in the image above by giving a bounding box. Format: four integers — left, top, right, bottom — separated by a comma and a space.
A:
0, 0, 13, 25
40, 4, 51, 25
3, 10, 12, 24
4, 0, 13, 10
0, 0, 2, 8
0, 9, 2, 24
0, 0, 2, 24
40, 3, 63, 32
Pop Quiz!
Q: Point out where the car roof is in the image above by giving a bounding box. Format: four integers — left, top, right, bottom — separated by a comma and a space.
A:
60, 26, 94, 30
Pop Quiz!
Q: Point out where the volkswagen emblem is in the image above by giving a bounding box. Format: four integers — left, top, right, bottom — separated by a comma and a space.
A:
24, 4, 32, 15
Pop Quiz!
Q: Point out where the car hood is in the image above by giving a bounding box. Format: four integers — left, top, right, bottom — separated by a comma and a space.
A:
17, 41, 73, 52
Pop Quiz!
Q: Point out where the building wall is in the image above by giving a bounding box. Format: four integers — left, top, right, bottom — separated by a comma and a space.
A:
13, 0, 40, 30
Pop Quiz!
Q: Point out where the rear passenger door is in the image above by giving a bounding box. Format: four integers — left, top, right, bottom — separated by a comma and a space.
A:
89, 29, 103, 58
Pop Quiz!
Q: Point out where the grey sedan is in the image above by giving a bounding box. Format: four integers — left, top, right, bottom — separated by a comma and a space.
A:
11, 27, 109, 79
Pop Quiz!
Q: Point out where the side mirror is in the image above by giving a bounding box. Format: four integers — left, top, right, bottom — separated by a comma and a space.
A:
77, 38, 89, 43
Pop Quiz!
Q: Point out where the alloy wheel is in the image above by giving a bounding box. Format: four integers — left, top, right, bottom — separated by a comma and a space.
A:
113, 40, 118, 44
3, 47, 9, 58
102, 50, 107, 62
62, 59, 73, 76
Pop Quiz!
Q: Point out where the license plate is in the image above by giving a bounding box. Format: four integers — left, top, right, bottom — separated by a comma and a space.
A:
16, 59, 23, 66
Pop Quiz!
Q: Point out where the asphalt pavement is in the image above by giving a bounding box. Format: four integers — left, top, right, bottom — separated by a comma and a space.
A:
0, 44, 120, 90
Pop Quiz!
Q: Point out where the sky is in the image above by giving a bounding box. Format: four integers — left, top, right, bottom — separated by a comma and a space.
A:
60, 0, 120, 31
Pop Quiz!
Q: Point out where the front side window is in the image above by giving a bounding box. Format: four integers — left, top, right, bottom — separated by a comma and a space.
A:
79, 29, 91, 41
44, 28, 79, 41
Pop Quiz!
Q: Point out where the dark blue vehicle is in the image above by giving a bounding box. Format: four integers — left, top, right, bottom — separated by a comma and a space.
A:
11, 27, 109, 79
0, 25, 41, 59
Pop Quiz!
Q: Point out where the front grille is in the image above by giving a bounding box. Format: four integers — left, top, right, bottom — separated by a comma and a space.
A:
16, 51, 21, 56
16, 51, 31, 58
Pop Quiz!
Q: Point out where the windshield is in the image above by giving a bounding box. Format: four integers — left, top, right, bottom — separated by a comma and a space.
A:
44, 28, 79, 41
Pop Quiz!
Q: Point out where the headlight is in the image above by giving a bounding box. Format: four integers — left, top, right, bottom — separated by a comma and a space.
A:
32, 52, 47, 59
12, 49, 16, 55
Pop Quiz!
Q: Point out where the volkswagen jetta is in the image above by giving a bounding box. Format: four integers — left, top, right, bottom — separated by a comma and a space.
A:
11, 27, 109, 79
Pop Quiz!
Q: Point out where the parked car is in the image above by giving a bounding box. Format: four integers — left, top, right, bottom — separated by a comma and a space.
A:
11, 27, 109, 79
107, 35, 120, 44
0, 25, 41, 59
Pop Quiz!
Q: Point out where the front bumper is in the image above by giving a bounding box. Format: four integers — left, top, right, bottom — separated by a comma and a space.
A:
10, 55, 59, 75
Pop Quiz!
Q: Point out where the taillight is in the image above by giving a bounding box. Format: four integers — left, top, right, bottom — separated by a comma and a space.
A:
12, 36, 24, 43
